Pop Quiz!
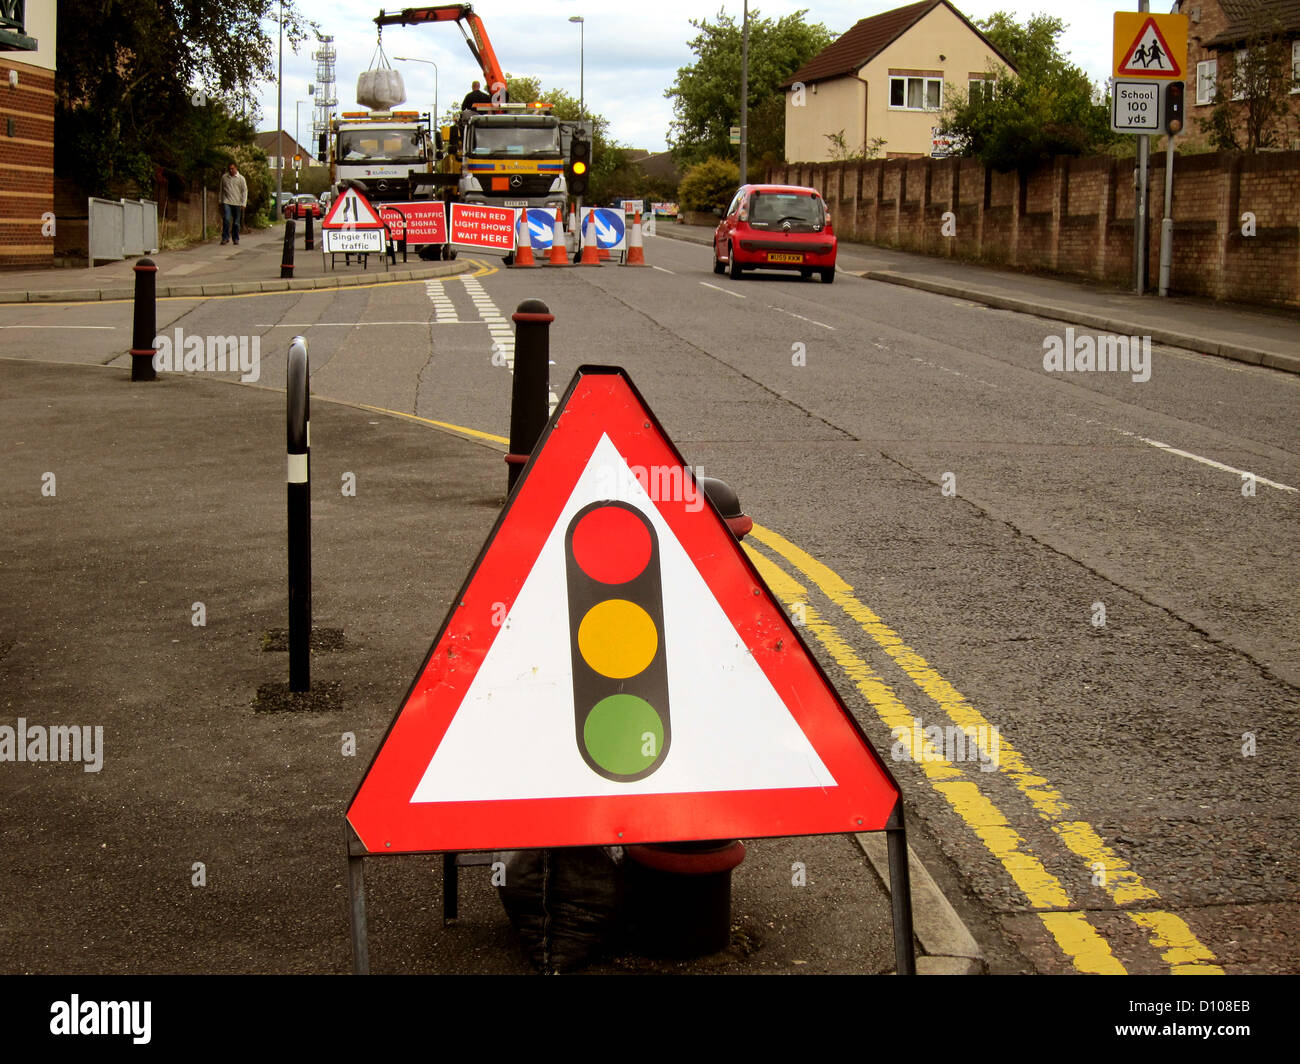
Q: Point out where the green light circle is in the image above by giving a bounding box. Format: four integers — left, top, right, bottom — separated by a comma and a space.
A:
583, 695, 664, 777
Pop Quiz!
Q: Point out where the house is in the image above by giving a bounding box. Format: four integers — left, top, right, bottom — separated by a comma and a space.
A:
1, 0, 56, 268
1175, 0, 1300, 149
780, 0, 1016, 162
255, 130, 317, 172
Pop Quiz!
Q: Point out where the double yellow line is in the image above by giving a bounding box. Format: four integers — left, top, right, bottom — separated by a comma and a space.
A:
744, 525, 1223, 976
355, 402, 1221, 975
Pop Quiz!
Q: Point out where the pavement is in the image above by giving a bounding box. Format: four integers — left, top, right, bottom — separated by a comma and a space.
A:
0, 218, 468, 302
0, 356, 979, 975
660, 222, 1300, 375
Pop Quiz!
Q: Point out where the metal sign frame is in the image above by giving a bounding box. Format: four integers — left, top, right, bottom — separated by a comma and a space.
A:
343, 365, 918, 975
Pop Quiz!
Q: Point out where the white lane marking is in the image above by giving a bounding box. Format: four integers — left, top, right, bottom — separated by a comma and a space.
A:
0, 325, 116, 330
766, 305, 834, 330
909, 355, 999, 389
652, 266, 675, 274
1124, 432, 1298, 493
438, 275, 559, 412
255, 321, 440, 327
700, 281, 745, 299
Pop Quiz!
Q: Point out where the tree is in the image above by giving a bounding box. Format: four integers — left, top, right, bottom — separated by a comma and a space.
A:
1200, 11, 1300, 151
938, 12, 1116, 172
55, 0, 313, 196
678, 157, 739, 214
665, 8, 834, 172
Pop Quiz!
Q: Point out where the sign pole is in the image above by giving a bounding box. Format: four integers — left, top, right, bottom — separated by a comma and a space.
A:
1159, 132, 1175, 297
1133, 0, 1150, 295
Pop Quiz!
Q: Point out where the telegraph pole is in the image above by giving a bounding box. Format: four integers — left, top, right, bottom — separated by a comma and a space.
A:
739, 1, 749, 183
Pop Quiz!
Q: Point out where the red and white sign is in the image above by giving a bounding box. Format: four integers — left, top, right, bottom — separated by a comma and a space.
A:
321, 187, 385, 230
449, 202, 516, 251
346, 366, 901, 854
378, 201, 447, 244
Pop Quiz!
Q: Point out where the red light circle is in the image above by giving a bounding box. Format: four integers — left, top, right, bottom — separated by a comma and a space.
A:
571, 506, 652, 584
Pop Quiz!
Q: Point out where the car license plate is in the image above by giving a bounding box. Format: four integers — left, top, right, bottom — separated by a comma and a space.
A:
767, 253, 803, 263
503, 200, 528, 207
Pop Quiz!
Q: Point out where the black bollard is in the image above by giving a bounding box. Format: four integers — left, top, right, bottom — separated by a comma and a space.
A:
304, 207, 315, 252
286, 336, 311, 692
281, 217, 297, 279
129, 257, 158, 382
505, 298, 553, 492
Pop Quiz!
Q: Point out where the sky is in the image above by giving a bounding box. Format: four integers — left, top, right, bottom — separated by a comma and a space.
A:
254, 1, 1164, 153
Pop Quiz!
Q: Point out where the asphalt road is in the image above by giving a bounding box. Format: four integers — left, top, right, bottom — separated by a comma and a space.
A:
2, 233, 1296, 975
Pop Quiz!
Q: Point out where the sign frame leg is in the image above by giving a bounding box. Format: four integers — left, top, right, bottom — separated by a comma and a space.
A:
346, 825, 371, 975
442, 853, 459, 923
886, 802, 917, 975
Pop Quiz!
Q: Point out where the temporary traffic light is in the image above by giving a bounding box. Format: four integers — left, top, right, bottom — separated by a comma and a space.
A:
1164, 80, 1185, 136
567, 134, 590, 197
565, 500, 670, 782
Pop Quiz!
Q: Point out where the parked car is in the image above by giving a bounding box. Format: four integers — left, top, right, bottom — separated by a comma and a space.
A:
283, 194, 323, 220
713, 184, 836, 283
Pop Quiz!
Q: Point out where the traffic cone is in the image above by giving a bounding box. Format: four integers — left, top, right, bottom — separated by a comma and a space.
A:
579, 212, 601, 266
510, 209, 538, 268
547, 208, 573, 266
624, 210, 648, 266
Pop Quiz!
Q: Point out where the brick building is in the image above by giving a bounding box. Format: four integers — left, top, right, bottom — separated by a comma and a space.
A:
1175, 0, 1300, 149
0, 1, 55, 268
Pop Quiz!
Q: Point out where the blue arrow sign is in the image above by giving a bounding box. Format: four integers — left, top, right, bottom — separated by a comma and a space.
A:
525, 210, 554, 250
586, 208, 625, 250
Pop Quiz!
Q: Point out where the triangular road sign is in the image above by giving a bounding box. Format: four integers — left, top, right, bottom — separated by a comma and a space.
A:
322, 186, 384, 229
347, 366, 901, 854
1116, 16, 1183, 78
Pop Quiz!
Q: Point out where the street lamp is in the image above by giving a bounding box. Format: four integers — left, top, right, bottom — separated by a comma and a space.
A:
569, 16, 584, 118
275, 0, 284, 211
393, 57, 438, 128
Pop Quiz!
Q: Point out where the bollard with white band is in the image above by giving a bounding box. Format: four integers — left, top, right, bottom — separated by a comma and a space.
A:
286, 335, 311, 692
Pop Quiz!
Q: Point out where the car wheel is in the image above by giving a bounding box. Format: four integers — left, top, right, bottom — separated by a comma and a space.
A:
713, 243, 725, 274
727, 243, 744, 280
820, 266, 835, 284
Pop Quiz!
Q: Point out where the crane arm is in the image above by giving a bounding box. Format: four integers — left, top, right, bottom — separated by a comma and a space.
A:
374, 6, 507, 92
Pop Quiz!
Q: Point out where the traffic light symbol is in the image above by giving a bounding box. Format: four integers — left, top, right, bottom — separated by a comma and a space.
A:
568, 135, 590, 197
565, 500, 670, 782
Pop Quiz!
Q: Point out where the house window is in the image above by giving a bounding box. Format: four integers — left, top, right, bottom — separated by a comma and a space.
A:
1292, 40, 1299, 92
890, 76, 942, 110
968, 78, 995, 105
1196, 58, 1217, 104
1233, 48, 1248, 100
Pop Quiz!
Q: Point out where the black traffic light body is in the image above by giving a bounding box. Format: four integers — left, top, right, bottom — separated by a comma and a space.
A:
565, 500, 671, 783
567, 134, 591, 197
1164, 80, 1185, 136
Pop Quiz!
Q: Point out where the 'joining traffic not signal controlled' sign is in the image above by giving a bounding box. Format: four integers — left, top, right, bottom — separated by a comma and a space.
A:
346, 366, 902, 854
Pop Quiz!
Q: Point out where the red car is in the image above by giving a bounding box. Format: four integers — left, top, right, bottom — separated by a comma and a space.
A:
283, 195, 323, 220
713, 184, 836, 283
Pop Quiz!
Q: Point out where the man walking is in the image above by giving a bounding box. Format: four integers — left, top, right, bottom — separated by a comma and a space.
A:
220, 162, 248, 245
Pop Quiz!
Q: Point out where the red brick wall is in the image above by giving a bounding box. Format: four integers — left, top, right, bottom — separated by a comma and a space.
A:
0, 59, 55, 269
766, 150, 1300, 308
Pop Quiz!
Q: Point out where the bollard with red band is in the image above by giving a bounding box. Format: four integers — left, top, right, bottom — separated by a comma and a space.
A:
621, 473, 750, 958
304, 207, 315, 252
129, 258, 158, 382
